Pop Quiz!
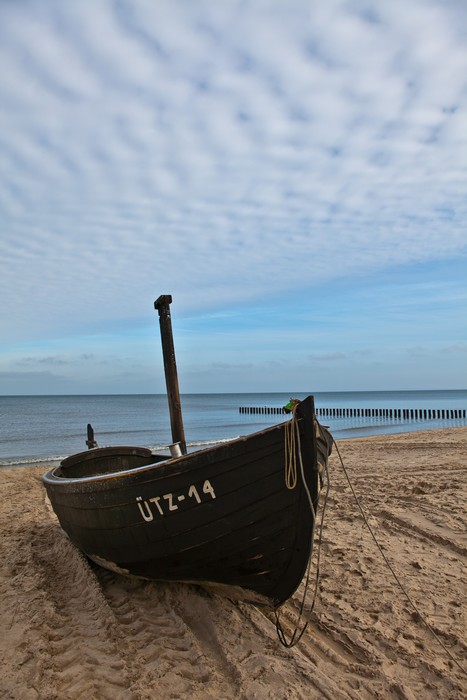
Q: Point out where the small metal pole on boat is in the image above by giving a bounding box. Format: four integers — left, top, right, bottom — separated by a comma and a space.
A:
169, 442, 182, 458
154, 295, 187, 454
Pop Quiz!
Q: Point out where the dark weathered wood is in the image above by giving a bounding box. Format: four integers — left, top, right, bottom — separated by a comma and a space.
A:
86, 423, 97, 449
43, 396, 333, 608
154, 295, 187, 454
306, 406, 467, 420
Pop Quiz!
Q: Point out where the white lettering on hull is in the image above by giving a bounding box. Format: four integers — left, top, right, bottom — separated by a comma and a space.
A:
136, 480, 217, 521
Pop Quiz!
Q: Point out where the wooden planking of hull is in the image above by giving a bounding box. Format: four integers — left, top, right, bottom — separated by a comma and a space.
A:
43, 396, 333, 608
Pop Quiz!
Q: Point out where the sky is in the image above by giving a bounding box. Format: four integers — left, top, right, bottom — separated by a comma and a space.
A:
0, 0, 466, 395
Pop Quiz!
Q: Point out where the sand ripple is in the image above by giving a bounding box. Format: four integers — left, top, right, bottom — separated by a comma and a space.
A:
1, 427, 465, 699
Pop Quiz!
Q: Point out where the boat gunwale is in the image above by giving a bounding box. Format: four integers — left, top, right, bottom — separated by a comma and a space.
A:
42, 416, 296, 487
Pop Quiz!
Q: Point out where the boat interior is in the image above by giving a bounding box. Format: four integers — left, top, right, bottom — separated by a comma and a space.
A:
57, 446, 168, 479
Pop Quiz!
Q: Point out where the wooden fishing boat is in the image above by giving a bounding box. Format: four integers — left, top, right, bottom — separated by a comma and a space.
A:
43, 296, 333, 608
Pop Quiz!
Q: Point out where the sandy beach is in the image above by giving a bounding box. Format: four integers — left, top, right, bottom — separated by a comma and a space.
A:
1, 427, 465, 699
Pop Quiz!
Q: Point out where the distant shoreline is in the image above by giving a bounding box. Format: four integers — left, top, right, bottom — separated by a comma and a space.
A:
1, 391, 466, 470
3, 425, 467, 472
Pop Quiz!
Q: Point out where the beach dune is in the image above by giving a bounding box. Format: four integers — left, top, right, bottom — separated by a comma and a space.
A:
1, 428, 465, 699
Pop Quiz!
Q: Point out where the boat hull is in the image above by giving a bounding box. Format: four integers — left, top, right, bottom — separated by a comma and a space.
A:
43, 397, 332, 607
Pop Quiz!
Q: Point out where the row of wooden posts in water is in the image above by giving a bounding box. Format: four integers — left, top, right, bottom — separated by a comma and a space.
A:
238, 406, 466, 420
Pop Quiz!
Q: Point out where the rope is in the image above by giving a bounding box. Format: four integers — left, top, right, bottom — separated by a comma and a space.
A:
276, 415, 331, 647
332, 438, 466, 676
284, 410, 298, 490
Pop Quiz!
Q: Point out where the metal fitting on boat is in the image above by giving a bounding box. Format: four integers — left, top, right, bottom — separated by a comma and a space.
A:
169, 442, 182, 457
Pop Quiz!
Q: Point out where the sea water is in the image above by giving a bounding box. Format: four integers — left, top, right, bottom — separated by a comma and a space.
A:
0, 390, 466, 469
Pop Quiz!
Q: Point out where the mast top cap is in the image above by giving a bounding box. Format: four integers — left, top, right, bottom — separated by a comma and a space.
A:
154, 295, 172, 310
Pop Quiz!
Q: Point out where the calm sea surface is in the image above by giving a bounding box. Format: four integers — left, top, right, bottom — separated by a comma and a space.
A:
1, 391, 466, 469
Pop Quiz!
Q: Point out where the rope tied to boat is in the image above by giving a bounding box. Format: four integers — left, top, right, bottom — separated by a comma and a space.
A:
284, 402, 299, 490
276, 411, 331, 647
332, 439, 466, 676
277, 417, 465, 674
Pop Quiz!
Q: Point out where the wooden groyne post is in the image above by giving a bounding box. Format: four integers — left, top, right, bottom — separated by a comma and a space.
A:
238, 406, 466, 419
239, 406, 285, 415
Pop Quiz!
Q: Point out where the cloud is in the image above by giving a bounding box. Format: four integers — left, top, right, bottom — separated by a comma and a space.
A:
440, 342, 467, 355
0, 0, 466, 389
309, 352, 347, 363
17, 356, 69, 367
